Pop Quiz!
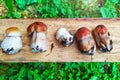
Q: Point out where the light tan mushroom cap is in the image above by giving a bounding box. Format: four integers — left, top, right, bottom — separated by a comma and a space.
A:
5, 27, 21, 36
27, 22, 47, 35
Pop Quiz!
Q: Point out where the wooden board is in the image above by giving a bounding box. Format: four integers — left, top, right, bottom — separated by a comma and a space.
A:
0, 18, 120, 62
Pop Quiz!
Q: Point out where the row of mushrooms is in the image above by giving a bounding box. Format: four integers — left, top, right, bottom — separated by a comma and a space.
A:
0, 22, 113, 55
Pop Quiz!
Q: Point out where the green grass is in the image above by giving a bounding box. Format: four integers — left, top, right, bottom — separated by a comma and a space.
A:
1, 0, 120, 18
1, 62, 120, 80
0, 0, 120, 79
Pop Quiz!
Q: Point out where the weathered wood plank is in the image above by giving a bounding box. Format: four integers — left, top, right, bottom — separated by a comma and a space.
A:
0, 18, 120, 62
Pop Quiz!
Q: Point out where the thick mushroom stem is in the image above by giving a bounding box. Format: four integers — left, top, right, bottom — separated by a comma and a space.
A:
98, 35, 113, 52
56, 28, 74, 46
106, 39, 113, 51
31, 31, 47, 52
1, 36, 22, 54
77, 34, 96, 55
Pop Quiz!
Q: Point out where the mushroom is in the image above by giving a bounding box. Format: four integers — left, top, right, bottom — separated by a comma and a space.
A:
27, 22, 48, 53
56, 27, 74, 46
1, 27, 22, 54
75, 27, 96, 55
93, 25, 113, 52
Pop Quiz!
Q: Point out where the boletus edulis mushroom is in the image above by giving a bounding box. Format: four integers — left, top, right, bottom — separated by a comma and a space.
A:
27, 22, 48, 53
93, 25, 113, 52
1, 27, 23, 54
56, 27, 74, 46
75, 27, 96, 55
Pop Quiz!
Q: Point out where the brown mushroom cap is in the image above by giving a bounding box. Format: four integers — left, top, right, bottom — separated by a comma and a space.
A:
27, 22, 47, 35
6, 27, 20, 34
5, 27, 21, 37
75, 27, 91, 40
95, 25, 107, 34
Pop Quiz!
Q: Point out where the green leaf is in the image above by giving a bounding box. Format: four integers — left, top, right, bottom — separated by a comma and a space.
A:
100, 7, 108, 18
0, 0, 2, 3
12, 12, 21, 18
15, 65, 26, 80
27, 0, 38, 5
90, 76, 98, 80
15, 0, 26, 10
100, 0, 118, 18
112, 0, 119, 4
61, 8, 66, 15
27, 70, 33, 80
53, 0, 61, 5
69, 73, 74, 80
4, 0, 14, 12
0, 74, 6, 80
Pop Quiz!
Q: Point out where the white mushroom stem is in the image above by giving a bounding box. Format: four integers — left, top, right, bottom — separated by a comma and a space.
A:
31, 31, 47, 52
99, 33, 112, 51
1, 36, 22, 54
56, 28, 72, 40
106, 38, 112, 51
56, 28, 74, 46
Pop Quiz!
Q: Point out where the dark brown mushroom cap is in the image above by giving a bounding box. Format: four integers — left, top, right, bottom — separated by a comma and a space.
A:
95, 25, 107, 34
27, 22, 47, 35
75, 27, 91, 40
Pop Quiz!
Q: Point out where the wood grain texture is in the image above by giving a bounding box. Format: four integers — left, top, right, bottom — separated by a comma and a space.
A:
0, 18, 120, 62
